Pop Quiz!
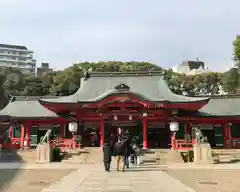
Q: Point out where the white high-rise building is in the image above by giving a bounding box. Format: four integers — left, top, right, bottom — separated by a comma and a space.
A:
174, 60, 210, 75
0, 44, 36, 74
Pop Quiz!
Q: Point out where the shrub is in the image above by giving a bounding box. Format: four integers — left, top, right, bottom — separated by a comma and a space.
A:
52, 147, 61, 162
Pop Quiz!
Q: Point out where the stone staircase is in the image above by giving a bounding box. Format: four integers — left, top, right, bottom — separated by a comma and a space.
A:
61, 147, 102, 164
212, 149, 240, 164
139, 149, 240, 164
61, 148, 240, 165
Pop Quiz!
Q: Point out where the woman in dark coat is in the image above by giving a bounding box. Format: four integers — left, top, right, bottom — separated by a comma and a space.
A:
102, 141, 112, 171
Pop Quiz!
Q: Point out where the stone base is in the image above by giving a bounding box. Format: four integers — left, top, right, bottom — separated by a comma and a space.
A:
166, 149, 184, 164
36, 143, 53, 163
193, 143, 213, 164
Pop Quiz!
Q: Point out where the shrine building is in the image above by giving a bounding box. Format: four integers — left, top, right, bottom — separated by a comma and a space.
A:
1, 71, 240, 150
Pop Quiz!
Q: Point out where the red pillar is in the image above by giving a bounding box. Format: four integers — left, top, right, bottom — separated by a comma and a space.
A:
142, 118, 147, 149
20, 124, 25, 149
223, 123, 228, 148
100, 119, 104, 147
24, 122, 31, 149
171, 132, 176, 149
228, 123, 232, 148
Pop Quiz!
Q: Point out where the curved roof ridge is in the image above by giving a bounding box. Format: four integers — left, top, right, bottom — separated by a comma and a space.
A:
156, 77, 210, 102
39, 72, 210, 104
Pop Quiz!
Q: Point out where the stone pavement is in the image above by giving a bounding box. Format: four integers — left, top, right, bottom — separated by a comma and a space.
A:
41, 164, 196, 192
1, 162, 240, 170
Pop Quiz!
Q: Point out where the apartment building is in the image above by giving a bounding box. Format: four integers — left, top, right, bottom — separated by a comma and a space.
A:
0, 44, 36, 74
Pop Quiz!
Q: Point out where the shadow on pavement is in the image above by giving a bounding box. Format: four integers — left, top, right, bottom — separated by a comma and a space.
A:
0, 149, 23, 191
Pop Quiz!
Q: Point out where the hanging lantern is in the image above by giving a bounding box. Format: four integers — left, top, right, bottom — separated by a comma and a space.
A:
118, 127, 122, 135
129, 115, 132, 120
169, 121, 179, 132
142, 112, 147, 117
69, 122, 78, 133
113, 115, 118, 120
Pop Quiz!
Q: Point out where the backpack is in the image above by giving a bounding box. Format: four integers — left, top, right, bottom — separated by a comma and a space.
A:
114, 141, 125, 155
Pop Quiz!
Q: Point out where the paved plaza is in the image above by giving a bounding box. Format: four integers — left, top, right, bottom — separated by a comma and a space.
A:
1, 162, 240, 191
41, 164, 195, 192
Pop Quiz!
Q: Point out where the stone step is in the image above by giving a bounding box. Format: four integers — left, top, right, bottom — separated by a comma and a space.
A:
61, 160, 85, 164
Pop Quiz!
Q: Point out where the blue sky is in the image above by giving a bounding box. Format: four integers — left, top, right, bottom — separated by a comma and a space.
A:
0, 0, 239, 72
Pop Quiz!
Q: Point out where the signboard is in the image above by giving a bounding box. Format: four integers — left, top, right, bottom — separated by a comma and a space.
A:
148, 122, 166, 128
112, 96, 130, 102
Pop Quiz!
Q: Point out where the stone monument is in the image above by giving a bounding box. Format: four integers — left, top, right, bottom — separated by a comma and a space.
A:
193, 128, 213, 164
36, 142, 53, 163
36, 129, 53, 163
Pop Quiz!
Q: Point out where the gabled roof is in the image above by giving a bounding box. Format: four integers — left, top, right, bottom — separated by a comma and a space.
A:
0, 101, 58, 119
39, 72, 209, 104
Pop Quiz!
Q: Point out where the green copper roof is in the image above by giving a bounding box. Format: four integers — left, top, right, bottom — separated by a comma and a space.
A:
1, 96, 240, 119
0, 101, 58, 119
198, 97, 240, 117
39, 72, 209, 104
15, 96, 58, 101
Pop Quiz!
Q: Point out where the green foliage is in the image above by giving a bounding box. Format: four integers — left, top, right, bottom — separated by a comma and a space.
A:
1, 62, 240, 97
233, 35, 240, 67
221, 68, 240, 94
50, 64, 83, 96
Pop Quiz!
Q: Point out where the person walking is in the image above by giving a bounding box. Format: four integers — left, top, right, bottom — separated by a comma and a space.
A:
102, 141, 112, 172
123, 132, 132, 168
113, 140, 126, 172
132, 142, 141, 166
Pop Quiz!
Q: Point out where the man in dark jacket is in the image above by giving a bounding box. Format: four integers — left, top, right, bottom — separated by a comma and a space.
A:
102, 141, 112, 172
123, 134, 133, 168
113, 141, 126, 171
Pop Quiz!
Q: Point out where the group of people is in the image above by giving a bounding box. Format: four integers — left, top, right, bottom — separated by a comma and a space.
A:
102, 130, 141, 172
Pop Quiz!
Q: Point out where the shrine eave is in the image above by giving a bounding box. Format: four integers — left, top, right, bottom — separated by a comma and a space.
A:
0, 101, 59, 120
0, 115, 10, 122
38, 95, 210, 112
38, 100, 78, 114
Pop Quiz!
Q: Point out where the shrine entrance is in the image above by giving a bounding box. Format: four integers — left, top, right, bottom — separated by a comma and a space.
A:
82, 122, 100, 147
147, 122, 171, 148
111, 121, 142, 143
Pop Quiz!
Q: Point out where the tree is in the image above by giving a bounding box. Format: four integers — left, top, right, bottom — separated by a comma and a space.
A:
0, 73, 8, 109
21, 76, 44, 96
222, 68, 240, 94
233, 35, 240, 67
3, 67, 24, 95
191, 73, 222, 95
50, 64, 83, 96
1, 62, 232, 97
49, 61, 162, 96
41, 71, 57, 95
